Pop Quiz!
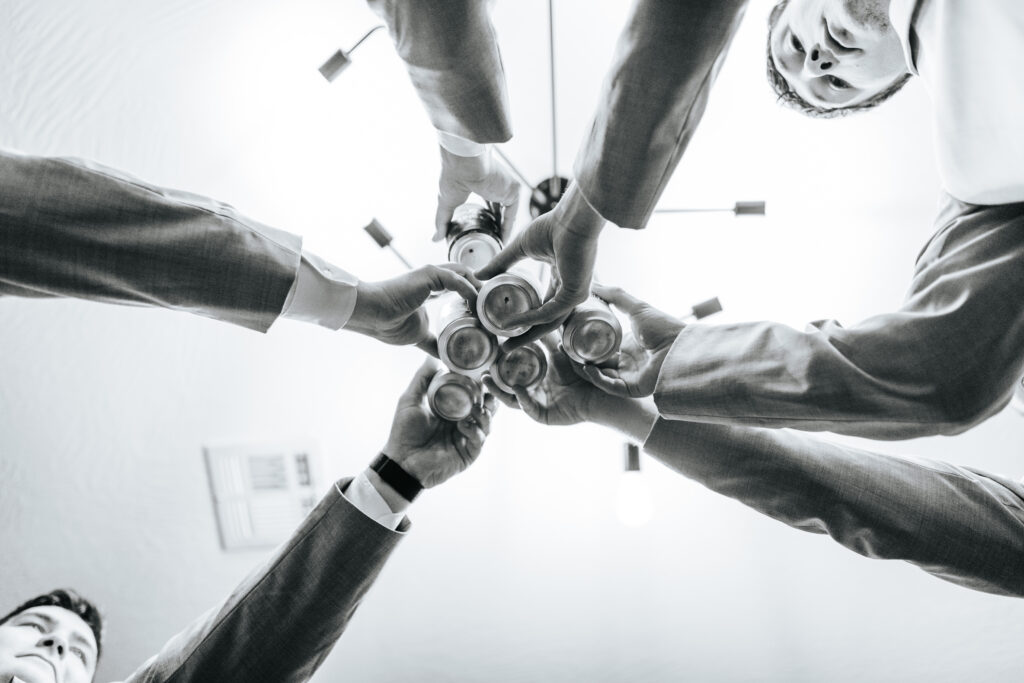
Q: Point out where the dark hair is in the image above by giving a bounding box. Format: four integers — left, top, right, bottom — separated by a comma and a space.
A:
0, 589, 104, 660
765, 0, 912, 118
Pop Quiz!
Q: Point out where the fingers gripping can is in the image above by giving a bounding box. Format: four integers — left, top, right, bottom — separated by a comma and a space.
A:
446, 203, 503, 271
427, 370, 482, 421
561, 295, 623, 365
490, 341, 549, 394
475, 266, 543, 337
436, 296, 499, 378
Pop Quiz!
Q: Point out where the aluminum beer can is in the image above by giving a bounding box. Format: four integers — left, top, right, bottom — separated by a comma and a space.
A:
436, 295, 499, 377
475, 267, 542, 337
447, 204, 503, 271
561, 295, 622, 365
490, 342, 549, 394
427, 370, 481, 421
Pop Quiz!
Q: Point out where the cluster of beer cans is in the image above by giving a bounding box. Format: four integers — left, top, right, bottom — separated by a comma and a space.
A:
428, 204, 622, 421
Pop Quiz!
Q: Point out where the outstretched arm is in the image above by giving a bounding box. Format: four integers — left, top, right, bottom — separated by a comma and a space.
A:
499, 341, 1024, 597
366, 0, 510, 146
124, 360, 495, 682
477, 0, 750, 336
123, 478, 405, 683
639, 414, 1024, 597
0, 150, 481, 346
580, 389, 1024, 597
0, 150, 302, 332
366, 0, 520, 239
652, 197, 1024, 438
574, 199, 1024, 439
573, 0, 749, 229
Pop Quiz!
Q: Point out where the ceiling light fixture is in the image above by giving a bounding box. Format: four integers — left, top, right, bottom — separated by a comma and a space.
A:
318, 25, 385, 82
616, 443, 655, 527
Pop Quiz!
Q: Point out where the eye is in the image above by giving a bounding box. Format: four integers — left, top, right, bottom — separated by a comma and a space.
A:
790, 33, 804, 53
71, 647, 88, 665
826, 75, 851, 90
20, 621, 45, 631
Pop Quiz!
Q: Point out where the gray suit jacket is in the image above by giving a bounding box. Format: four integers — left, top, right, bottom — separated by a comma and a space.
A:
0, 2, 747, 325
121, 479, 407, 682
643, 417, 1024, 597
0, 149, 302, 333
370, 0, 748, 229
653, 195, 1024, 439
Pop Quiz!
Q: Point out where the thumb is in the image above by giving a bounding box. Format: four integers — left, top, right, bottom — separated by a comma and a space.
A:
401, 358, 439, 407
592, 283, 646, 316
435, 182, 470, 242
475, 236, 527, 280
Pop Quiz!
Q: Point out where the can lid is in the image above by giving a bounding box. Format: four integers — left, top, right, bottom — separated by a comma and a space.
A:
497, 345, 545, 388
478, 278, 538, 336
432, 382, 475, 421
574, 319, 619, 362
446, 326, 495, 371
449, 232, 502, 271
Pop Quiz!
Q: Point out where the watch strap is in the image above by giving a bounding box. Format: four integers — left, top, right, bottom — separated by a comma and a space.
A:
369, 453, 423, 502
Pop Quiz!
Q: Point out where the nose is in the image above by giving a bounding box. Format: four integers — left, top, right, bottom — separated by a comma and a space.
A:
804, 44, 836, 75
40, 634, 67, 658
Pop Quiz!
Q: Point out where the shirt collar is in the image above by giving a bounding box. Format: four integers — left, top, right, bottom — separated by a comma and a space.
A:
889, 0, 922, 75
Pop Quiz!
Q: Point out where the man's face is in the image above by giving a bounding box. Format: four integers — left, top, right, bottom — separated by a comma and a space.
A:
0, 606, 97, 683
770, 0, 907, 109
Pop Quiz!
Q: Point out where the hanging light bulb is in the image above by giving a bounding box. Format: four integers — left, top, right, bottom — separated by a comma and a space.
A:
616, 443, 654, 527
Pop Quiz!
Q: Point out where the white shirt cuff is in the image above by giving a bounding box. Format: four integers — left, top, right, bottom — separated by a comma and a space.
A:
281, 251, 358, 330
343, 471, 406, 531
437, 130, 487, 157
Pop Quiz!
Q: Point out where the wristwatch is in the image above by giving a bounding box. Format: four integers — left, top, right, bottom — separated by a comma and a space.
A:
369, 453, 424, 502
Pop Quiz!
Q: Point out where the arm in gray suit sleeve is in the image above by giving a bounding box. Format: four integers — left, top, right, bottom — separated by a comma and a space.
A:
573, 0, 749, 229
653, 196, 1024, 439
366, 0, 512, 144
123, 478, 407, 683
642, 416, 1024, 596
0, 149, 303, 333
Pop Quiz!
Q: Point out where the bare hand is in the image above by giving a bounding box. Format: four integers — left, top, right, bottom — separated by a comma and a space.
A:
435, 146, 520, 242
574, 284, 684, 398
384, 359, 497, 488
345, 264, 480, 348
484, 336, 601, 426
476, 183, 605, 347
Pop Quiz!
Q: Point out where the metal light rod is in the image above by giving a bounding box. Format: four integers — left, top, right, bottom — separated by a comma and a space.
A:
363, 218, 414, 270
492, 147, 536, 191
655, 200, 766, 216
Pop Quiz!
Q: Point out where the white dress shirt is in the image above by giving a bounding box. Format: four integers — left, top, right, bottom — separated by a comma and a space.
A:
342, 471, 407, 531
281, 251, 359, 330
890, 0, 1024, 205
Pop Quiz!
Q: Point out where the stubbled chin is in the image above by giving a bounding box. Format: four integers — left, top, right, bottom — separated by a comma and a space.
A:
841, 0, 892, 31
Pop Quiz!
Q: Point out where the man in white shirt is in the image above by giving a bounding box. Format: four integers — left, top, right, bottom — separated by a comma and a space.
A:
0, 359, 495, 683
766, 0, 1024, 203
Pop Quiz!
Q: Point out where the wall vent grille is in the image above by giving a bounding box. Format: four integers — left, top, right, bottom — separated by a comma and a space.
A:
204, 440, 321, 551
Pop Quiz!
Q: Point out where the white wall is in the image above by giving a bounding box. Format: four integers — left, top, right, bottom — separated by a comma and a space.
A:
1, 1, 1022, 681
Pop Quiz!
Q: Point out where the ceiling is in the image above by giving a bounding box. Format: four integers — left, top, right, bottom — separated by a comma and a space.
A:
2, 1, 1022, 681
